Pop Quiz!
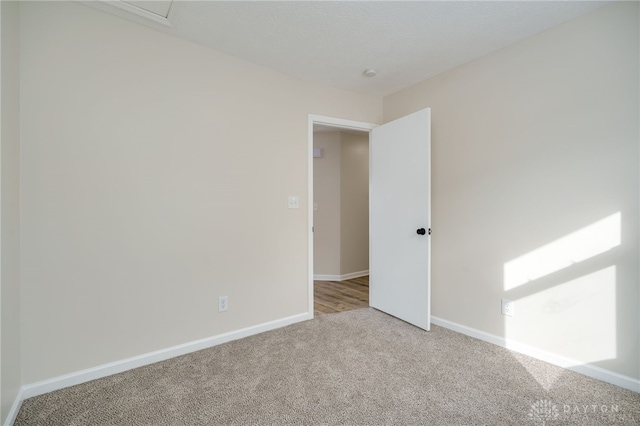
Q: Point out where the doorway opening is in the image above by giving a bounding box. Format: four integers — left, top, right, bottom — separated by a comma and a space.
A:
309, 108, 432, 330
307, 115, 377, 318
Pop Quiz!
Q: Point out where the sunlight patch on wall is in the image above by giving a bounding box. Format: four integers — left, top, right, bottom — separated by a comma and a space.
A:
506, 266, 617, 389
504, 213, 620, 291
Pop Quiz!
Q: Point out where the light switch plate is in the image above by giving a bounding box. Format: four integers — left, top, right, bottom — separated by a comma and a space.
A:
288, 196, 300, 209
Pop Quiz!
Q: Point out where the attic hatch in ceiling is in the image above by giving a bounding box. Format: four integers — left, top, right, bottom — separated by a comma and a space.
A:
96, 0, 174, 27
123, 1, 172, 18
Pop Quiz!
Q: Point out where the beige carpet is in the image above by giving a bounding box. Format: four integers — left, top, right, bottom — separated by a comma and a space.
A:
15, 308, 640, 425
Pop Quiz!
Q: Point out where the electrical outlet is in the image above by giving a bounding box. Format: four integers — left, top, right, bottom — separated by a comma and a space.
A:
219, 296, 228, 312
501, 299, 514, 317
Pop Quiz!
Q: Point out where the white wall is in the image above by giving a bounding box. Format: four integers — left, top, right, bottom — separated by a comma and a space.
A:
313, 131, 369, 278
313, 132, 341, 276
340, 132, 369, 276
1, 1, 22, 423
385, 2, 639, 379
19, 1, 382, 384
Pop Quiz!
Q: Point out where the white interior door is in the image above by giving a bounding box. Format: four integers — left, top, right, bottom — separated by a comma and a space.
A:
369, 108, 431, 330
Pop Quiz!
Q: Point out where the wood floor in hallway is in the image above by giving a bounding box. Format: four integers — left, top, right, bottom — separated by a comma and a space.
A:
314, 276, 369, 316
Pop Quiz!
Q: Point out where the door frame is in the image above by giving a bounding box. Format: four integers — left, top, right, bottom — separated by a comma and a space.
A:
307, 115, 378, 318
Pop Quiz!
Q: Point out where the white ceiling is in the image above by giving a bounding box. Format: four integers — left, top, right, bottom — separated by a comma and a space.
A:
91, 0, 612, 97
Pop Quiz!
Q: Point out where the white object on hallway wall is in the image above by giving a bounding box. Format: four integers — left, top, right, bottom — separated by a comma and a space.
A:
313, 147, 324, 158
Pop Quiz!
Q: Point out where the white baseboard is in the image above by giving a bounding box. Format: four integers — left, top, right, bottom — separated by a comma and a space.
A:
4, 387, 24, 426
18, 312, 309, 404
314, 270, 369, 281
431, 316, 640, 393
9, 312, 635, 426
314, 274, 341, 281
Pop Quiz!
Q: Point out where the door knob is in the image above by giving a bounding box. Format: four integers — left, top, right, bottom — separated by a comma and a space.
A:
416, 228, 426, 235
